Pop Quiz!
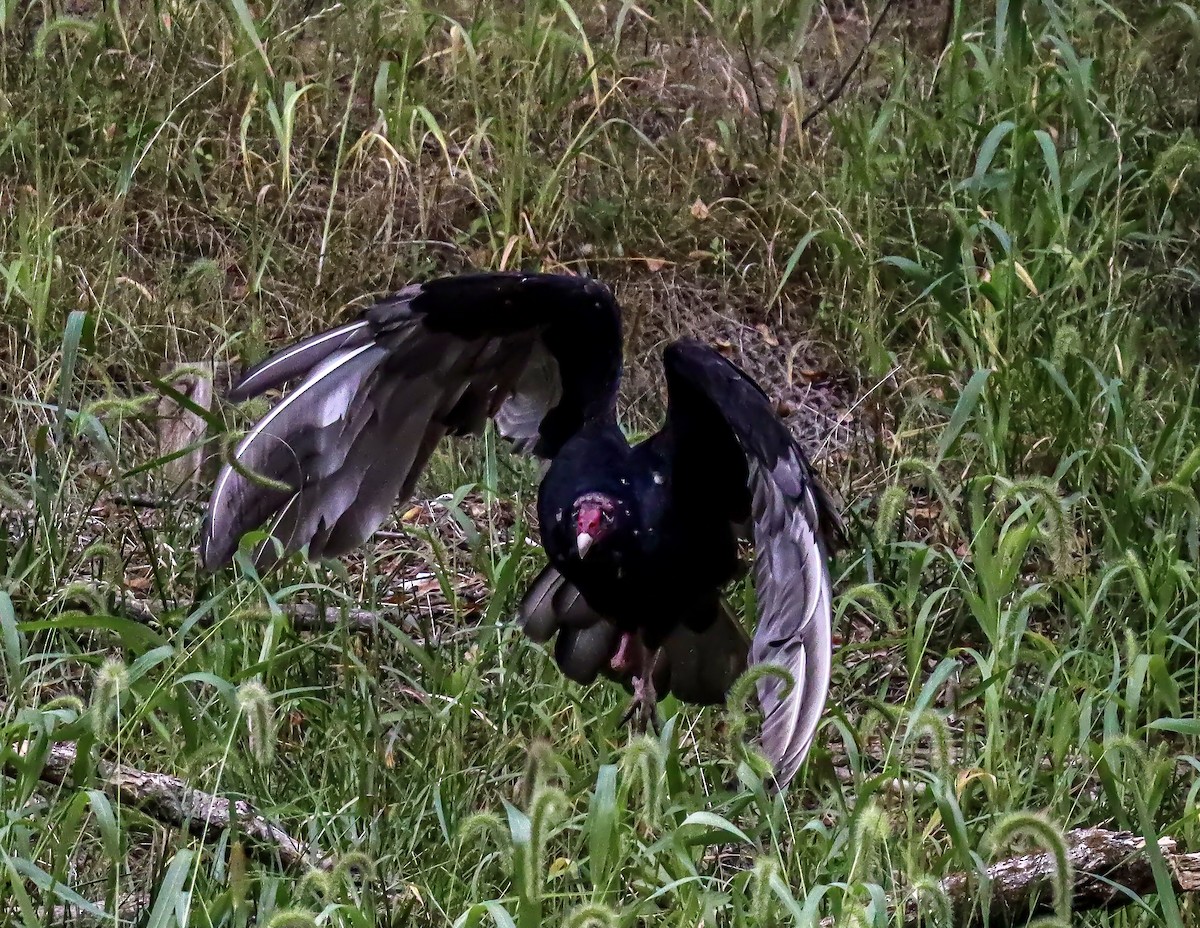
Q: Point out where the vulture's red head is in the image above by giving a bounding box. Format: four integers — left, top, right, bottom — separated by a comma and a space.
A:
573, 493, 617, 558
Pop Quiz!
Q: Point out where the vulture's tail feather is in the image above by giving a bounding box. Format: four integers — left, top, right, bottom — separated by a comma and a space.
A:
519, 565, 619, 685
654, 603, 749, 705
519, 566, 750, 704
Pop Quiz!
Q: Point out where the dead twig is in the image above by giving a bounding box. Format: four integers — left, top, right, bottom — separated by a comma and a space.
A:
738, 24, 772, 151
40, 896, 146, 928
108, 494, 204, 511
802, 0, 898, 130
939, 0, 957, 53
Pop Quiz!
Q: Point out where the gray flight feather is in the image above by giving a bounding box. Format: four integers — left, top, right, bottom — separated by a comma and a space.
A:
229, 320, 375, 401
554, 622, 621, 684
654, 602, 749, 706
200, 341, 386, 568
518, 565, 619, 684
660, 338, 839, 788
202, 274, 624, 570
518, 564, 566, 643
747, 456, 834, 788
495, 342, 562, 453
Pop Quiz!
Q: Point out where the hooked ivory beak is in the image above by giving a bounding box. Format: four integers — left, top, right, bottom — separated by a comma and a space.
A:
576, 532, 595, 558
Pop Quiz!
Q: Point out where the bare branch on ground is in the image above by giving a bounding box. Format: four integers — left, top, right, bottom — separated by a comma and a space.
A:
84, 588, 415, 637
5, 737, 328, 873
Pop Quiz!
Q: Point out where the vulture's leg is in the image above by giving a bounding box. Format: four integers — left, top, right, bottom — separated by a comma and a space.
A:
619, 651, 663, 735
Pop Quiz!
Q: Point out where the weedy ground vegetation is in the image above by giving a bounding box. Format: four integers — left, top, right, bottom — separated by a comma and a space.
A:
2, 0, 1200, 925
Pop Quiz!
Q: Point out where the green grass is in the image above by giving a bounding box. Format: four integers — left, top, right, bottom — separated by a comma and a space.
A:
3, 0, 1200, 924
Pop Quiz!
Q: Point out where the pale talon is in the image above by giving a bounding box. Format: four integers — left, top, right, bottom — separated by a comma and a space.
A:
619, 673, 661, 735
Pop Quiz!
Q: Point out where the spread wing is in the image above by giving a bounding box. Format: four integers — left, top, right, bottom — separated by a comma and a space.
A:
662, 339, 841, 787
200, 272, 622, 569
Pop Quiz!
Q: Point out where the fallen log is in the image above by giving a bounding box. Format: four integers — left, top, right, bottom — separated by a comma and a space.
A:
826, 826, 1200, 927
7, 737, 327, 873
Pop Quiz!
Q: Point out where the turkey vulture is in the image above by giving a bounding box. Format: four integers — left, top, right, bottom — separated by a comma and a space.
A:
200, 272, 841, 786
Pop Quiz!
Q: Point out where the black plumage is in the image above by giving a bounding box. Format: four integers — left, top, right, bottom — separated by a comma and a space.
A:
200, 271, 841, 786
